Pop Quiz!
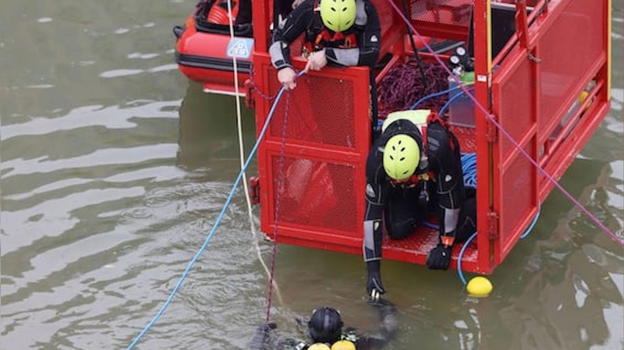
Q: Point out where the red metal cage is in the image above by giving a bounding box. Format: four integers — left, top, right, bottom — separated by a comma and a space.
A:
250, 0, 612, 274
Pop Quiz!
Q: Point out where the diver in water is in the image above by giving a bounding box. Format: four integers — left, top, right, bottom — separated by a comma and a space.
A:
249, 299, 397, 350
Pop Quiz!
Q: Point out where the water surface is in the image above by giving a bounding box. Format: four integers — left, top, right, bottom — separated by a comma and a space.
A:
1, 1, 623, 349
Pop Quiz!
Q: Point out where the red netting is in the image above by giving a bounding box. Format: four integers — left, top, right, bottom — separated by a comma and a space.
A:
272, 155, 359, 233
409, 0, 473, 27
268, 73, 357, 149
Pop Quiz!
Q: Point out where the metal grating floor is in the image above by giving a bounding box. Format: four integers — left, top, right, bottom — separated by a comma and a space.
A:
383, 223, 478, 264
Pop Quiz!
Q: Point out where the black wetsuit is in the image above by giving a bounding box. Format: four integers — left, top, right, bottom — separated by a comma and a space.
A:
269, 0, 381, 70
249, 301, 397, 350
363, 118, 476, 268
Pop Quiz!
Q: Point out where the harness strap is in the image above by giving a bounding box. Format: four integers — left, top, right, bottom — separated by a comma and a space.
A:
421, 123, 429, 156
389, 170, 434, 187
425, 111, 455, 152
426, 111, 447, 128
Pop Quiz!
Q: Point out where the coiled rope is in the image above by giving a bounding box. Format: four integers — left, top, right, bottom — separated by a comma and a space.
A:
126, 73, 301, 349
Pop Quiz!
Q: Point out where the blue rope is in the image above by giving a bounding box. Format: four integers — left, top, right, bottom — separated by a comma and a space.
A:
409, 85, 462, 110
126, 74, 302, 349
439, 88, 474, 117
422, 221, 439, 230
520, 206, 541, 239
461, 153, 477, 188
439, 90, 464, 116
456, 206, 541, 286
457, 232, 477, 285
409, 83, 475, 110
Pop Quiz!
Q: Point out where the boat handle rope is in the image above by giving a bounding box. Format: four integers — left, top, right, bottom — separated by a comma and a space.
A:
226, 0, 285, 307
265, 82, 291, 323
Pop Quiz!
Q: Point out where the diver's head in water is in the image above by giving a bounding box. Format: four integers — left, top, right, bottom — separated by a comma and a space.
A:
308, 307, 343, 343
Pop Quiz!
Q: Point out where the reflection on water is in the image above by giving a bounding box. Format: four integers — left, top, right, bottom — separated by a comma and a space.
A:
1, 1, 623, 349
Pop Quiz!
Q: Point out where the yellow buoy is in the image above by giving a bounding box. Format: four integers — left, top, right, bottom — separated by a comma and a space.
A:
466, 276, 493, 297
332, 340, 356, 350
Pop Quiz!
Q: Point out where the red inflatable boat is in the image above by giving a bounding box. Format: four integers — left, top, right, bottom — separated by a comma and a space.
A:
174, 0, 253, 95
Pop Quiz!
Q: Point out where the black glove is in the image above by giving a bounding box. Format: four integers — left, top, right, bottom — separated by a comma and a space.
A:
426, 244, 452, 270
249, 322, 276, 350
366, 260, 386, 300
261, 322, 276, 332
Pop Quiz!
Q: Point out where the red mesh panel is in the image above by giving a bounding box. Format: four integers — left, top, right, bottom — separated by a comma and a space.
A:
410, 0, 473, 27
500, 142, 535, 253
268, 74, 357, 149
498, 58, 534, 157
271, 155, 359, 233
384, 223, 438, 255
538, 0, 604, 131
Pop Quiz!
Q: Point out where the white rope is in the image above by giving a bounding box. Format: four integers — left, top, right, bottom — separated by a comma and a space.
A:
225, 0, 284, 305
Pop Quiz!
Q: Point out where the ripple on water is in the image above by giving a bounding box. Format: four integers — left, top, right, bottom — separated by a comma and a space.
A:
1, 186, 146, 254
0, 100, 180, 140
99, 69, 144, 78
127, 52, 159, 59
0, 143, 179, 178
148, 64, 178, 73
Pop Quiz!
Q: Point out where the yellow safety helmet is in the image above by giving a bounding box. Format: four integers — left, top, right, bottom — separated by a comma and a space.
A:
332, 340, 357, 350
319, 0, 357, 32
309, 343, 332, 350
383, 134, 420, 181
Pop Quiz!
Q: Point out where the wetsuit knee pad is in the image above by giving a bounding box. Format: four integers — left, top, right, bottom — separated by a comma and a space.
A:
455, 197, 477, 243
465, 187, 476, 199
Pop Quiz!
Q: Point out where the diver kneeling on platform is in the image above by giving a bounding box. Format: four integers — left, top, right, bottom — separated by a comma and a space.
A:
249, 298, 397, 350
363, 110, 477, 298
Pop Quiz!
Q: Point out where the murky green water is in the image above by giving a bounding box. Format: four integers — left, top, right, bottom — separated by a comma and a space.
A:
1, 1, 622, 349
